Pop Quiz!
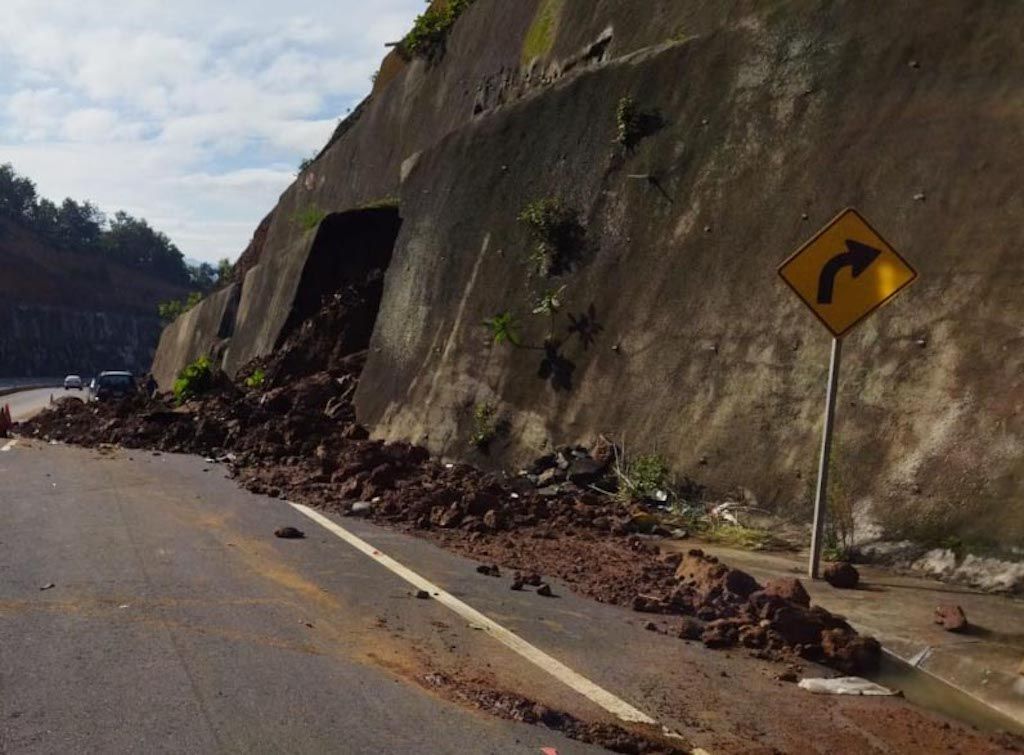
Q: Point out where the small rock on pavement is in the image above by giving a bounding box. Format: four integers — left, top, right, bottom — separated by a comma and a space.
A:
823, 562, 859, 589
934, 604, 968, 633
350, 501, 372, 516
415, 590, 430, 600
274, 526, 305, 539
476, 564, 501, 577
536, 583, 553, 597
39, 583, 55, 591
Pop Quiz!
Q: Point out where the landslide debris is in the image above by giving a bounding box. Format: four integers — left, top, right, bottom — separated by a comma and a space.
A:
421, 672, 687, 755
20, 290, 880, 675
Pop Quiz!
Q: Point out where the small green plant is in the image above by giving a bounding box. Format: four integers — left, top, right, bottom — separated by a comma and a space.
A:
531, 285, 566, 341
615, 96, 664, 151
483, 311, 521, 347
470, 402, 497, 449
401, 0, 476, 60
297, 155, 315, 173
157, 291, 203, 323
293, 204, 326, 231
614, 451, 672, 503
813, 450, 856, 561
616, 96, 642, 149
518, 197, 582, 276
173, 355, 214, 404
244, 368, 266, 390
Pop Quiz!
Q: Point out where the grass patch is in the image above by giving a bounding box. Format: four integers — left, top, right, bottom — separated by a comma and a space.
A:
157, 291, 203, 324
699, 523, 789, 551
293, 205, 327, 231
522, 0, 562, 63
613, 451, 672, 503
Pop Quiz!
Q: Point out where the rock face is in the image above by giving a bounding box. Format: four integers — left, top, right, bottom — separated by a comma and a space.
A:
0, 218, 187, 378
150, 0, 1024, 554
0, 303, 164, 378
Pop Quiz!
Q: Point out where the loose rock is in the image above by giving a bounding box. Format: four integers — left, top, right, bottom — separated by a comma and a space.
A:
934, 604, 968, 632
274, 526, 305, 539
823, 562, 859, 589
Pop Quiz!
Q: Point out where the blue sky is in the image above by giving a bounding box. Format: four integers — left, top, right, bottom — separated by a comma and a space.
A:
0, 0, 423, 263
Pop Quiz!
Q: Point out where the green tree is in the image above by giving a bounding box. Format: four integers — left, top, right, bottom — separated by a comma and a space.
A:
0, 163, 37, 219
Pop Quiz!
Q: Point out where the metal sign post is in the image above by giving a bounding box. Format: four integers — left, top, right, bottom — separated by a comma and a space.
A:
808, 337, 842, 579
778, 208, 917, 579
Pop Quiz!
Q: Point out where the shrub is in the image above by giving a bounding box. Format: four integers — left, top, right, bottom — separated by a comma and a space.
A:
402, 0, 476, 60
173, 355, 214, 404
297, 155, 315, 173
470, 402, 497, 449
483, 311, 521, 347
615, 96, 665, 152
293, 205, 326, 231
157, 291, 203, 323
244, 368, 266, 390
615, 452, 672, 503
518, 197, 582, 276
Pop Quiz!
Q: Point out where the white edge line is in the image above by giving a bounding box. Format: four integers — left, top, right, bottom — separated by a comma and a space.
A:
286, 501, 659, 726
1, 439, 16, 452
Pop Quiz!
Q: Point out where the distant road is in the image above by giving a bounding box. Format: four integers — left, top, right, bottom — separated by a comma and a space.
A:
3, 387, 81, 421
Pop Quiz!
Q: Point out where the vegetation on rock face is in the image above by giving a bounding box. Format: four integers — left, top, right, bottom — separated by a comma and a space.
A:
470, 402, 497, 449
615, 452, 672, 503
401, 0, 477, 60
293, 205, 327, 231
158, 291, 204, 323
522, 0, 562, 63
297, 155, 316, 174
483, 311, 521, 347
173, 355, 214, 404
518, 197, 582, 276
614, 96, 665, 152
0, 162, 203, 288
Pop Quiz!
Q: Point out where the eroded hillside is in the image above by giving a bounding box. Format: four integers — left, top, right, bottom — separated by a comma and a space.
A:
154, 0, 1024, 556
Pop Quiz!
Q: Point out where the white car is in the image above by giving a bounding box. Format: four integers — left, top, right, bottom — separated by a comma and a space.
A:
64, 374, 83, 390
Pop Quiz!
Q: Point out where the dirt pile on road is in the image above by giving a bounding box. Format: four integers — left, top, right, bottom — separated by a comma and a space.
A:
20, 295, 879, 674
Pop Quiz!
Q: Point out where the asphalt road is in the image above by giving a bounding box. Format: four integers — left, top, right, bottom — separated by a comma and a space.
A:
1, 436, 1009, 753
3, 387, 81, 422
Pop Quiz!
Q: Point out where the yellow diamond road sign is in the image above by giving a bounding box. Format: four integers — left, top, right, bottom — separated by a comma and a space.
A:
778, 208, 916, 338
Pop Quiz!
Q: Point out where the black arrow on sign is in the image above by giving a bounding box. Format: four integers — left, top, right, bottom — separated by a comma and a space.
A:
816, 240, 882, 304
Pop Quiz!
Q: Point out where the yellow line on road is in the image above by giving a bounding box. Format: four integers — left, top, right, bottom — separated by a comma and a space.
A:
287, 501, 661, 726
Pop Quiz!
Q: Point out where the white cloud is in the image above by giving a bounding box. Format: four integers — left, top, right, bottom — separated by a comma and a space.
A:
0, 0, 424, 262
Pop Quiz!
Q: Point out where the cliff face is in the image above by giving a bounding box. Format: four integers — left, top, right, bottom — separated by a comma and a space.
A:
0, 304, 164, 377
152, 0, 1024, 554
0, 218, 187, 378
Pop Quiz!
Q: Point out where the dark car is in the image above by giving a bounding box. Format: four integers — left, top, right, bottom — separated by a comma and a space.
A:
90, 371, 138, 401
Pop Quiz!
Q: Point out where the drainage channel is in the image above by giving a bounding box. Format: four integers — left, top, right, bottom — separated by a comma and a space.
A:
868, 652, 1024, 736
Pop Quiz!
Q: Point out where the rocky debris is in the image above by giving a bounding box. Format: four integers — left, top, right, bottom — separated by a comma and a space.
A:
934, 604, 968, 632
475, 564, 501, 577
421, 672, 687, 754
823, 562, 860, 589
18, 289, 882, 675
274, 526, 305, 539
536, 583, 554, 597
415, 590, 430, 600
660, 550, 879, 672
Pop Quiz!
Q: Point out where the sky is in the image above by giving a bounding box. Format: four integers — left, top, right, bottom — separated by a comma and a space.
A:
0, 0, 423, 263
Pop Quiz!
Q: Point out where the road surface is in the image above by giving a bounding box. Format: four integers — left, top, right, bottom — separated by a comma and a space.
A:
0, 438, 1011, 753
4, 387, 81, 422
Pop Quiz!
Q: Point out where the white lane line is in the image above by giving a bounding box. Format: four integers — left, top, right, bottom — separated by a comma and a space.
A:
1, 439, 16, 452
287, 501, 658, 726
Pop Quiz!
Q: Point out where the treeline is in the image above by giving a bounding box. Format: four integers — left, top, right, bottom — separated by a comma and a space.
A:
0, 162, 227, 290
